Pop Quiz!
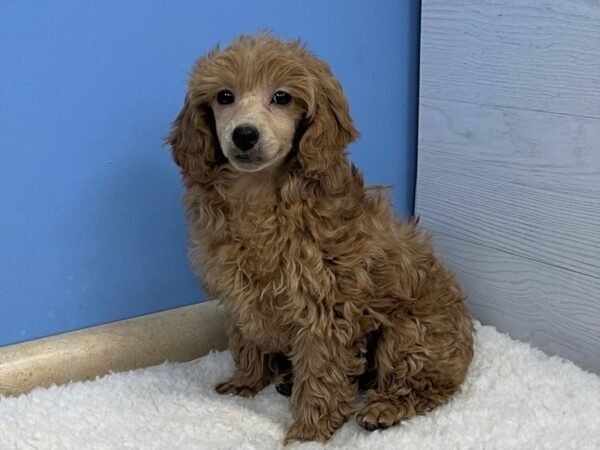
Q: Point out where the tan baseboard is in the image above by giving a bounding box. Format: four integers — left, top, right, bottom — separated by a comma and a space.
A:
0, 301, 228, 398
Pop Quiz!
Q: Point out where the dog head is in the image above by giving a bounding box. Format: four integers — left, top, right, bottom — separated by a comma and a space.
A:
168, 34, 359, 181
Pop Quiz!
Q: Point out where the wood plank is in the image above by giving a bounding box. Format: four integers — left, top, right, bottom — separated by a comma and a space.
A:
416, 97, 600, 278
0, 301, 228, 397
430, 233, 600, 373
421, 0, 600, 118
418, 0, 600, 372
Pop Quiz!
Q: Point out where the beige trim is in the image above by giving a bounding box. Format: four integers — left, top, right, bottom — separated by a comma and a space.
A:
0, 301, 228, 398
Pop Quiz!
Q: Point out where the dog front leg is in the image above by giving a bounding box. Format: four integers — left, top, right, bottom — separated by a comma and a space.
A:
284, 328, 360, 443
216, 323, 270, 397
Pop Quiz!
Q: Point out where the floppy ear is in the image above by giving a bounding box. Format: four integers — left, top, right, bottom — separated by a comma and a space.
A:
297, 61, 360, 179
167, 96, 221, 184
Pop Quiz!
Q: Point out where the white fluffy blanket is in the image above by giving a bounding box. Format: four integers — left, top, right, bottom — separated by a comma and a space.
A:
1, 323, 599, 449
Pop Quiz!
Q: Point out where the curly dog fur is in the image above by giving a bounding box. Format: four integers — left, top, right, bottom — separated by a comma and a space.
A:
168, 34, 474, 443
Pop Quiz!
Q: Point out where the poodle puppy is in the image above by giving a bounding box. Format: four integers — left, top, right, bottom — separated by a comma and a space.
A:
168, 34, 474, 444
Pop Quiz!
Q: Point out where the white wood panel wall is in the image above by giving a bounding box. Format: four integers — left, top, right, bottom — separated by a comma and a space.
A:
416, 0, 600, 372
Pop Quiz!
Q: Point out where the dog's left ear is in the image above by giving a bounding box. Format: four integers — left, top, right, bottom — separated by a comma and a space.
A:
298, 59, 360, 178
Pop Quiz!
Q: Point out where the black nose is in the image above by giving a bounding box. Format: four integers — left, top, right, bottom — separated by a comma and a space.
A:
232, 125, 259, 151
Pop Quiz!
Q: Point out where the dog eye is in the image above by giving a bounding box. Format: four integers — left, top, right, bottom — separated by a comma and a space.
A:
217, 90, 235, 105
272, 91, 292, 105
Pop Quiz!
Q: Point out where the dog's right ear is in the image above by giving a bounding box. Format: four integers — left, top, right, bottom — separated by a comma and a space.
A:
167, 95, 220, 183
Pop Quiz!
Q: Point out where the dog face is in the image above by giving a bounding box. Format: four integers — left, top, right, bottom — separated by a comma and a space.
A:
211, 86, 304, 172
169, 34, 360, 181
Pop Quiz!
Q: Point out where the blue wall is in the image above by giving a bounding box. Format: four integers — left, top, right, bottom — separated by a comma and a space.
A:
0, 0, 420, 346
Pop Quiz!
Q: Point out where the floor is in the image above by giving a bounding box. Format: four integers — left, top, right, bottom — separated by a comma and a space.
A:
1, 322, 598, 449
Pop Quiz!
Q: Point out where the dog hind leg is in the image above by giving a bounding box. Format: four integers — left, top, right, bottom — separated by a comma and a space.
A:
356, 320, 464, 431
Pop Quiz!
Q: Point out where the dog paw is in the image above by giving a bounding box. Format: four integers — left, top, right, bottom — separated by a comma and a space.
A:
284, 420, 331, 444
356, 400, 401, 431
215, 378, 262, 397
